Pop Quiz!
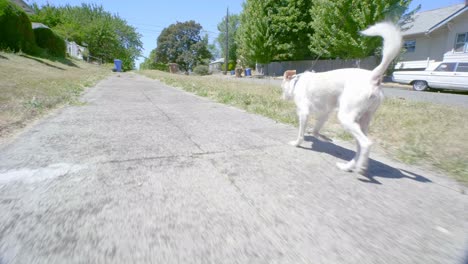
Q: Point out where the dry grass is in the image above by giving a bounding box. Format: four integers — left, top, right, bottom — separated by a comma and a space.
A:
0, 51, 111, 137
139, 70, 468, 184
372, 99, 468, 182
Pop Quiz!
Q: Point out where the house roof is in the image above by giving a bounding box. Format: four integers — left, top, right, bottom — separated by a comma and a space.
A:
403, 3, 467, 36
209, 58, 224, 64
31, 22, 49, 29
10, 0, 34, 14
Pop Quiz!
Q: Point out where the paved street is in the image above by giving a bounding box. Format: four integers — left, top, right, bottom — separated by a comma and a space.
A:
0, 73, 466, 264
381, 84, 468, 108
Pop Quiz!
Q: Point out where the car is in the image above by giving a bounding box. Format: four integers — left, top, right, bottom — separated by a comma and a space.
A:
392, 62, 468, 91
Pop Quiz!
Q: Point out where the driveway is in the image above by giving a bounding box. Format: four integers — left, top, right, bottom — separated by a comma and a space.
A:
0, 73, 466, 264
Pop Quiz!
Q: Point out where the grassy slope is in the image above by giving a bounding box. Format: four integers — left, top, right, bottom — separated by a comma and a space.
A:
0, 51, 111, 138
139, 70, 468, 184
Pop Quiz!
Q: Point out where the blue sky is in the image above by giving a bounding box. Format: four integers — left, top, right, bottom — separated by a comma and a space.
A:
30, 0, 463, 68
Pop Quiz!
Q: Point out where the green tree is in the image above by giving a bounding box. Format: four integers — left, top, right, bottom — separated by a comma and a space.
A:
237, 0, 316, 65
207, 42, 220, 60
154, 21, 211, 72
309, 0, 412, 59
237, 0, 275, 65
140, 48, 168, 70
216, 13, 240, 64
30, 3, 142, 69
266, 0, 315, 61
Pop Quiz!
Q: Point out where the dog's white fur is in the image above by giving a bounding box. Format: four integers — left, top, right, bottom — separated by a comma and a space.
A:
281, 22, 402, 175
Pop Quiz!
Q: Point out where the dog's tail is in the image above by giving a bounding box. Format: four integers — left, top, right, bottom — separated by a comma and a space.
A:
361, 22, 402, 84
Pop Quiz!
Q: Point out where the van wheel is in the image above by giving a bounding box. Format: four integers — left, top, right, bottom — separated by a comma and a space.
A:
412, 80, 428, 91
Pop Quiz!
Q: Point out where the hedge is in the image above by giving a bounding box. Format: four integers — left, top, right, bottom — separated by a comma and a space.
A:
0, 0, 37, 54
33, 27, 66, 58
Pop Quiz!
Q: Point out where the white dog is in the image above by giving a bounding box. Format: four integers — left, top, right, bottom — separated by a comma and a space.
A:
281, 22, 402, 175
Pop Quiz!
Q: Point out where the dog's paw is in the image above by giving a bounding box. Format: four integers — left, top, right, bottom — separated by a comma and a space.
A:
336, 162, 355, 172
288, 140, 302, 147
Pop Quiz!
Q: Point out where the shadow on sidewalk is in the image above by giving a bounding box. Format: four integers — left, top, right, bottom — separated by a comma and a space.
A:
302, 136, 432, 185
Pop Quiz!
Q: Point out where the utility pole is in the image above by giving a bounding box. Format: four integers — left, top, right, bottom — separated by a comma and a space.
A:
225, 7, 229, 73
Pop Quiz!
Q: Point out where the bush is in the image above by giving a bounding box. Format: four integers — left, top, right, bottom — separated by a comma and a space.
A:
0, 0, 37, 54
140, 60, 168, 71
228, 61, 236, 71
193, 65, 210, 76
33, 27, 66, 57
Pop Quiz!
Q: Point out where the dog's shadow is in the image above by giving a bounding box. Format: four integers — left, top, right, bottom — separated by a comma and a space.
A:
302, 136, 432, 185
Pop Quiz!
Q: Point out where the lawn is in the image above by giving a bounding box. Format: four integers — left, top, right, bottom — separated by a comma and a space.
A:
0, 51, 111, 139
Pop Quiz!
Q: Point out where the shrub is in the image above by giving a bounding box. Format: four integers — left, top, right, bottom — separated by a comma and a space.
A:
0, 0, 37, 54
140, 60, 168, 71
228, 61, 236, 71
33, 27, 66, 57
193, 65, 210, 76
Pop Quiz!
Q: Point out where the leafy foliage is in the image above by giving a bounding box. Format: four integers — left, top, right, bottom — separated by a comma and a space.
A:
30, 3, 142, 69
0, 0, 37, 54
33, 27, 66, 57
237, 0, 275, 65
265, 0, 315, 61
237, 0, 316, 65
216, 13, 240, 66
193, 65, 210, 76
154, 21, 212, 72
140, 49, 168, 71
207, 43, 220, 59
309, 0, 412, 59
237, 0, 413, 64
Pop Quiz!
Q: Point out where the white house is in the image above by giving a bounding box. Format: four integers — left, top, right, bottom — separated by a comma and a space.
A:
10, 0, 34, 14
397, 2, 468, 69
66, 41, 87, 60
209, 58, 224, 72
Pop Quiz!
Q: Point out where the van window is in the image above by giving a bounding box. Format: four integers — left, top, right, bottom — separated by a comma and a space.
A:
455, 63, 468, 72
435, 63, 456, 72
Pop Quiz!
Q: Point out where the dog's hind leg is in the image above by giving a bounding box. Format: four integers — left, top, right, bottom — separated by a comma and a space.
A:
336, 111, 373, 175
289, 111, 309, 147
354, 111, 376, 172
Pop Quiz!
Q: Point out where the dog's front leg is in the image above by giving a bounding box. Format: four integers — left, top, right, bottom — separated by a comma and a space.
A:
289, 112, 308, 147
311, 111, 332, 142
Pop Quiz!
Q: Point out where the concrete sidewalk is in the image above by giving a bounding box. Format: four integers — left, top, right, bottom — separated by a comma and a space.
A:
0, 73, 466, 264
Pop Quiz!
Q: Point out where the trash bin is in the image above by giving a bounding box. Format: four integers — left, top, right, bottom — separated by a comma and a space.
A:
245, 68, 251, 76
231, 70, 235, 75
169, 63, 179, 73
114, 59, 122, 72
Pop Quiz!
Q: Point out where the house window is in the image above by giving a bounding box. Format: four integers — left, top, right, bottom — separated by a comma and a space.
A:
456, 63, 468, 72
454, 32, 468, 52
404, 40, 416, 52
